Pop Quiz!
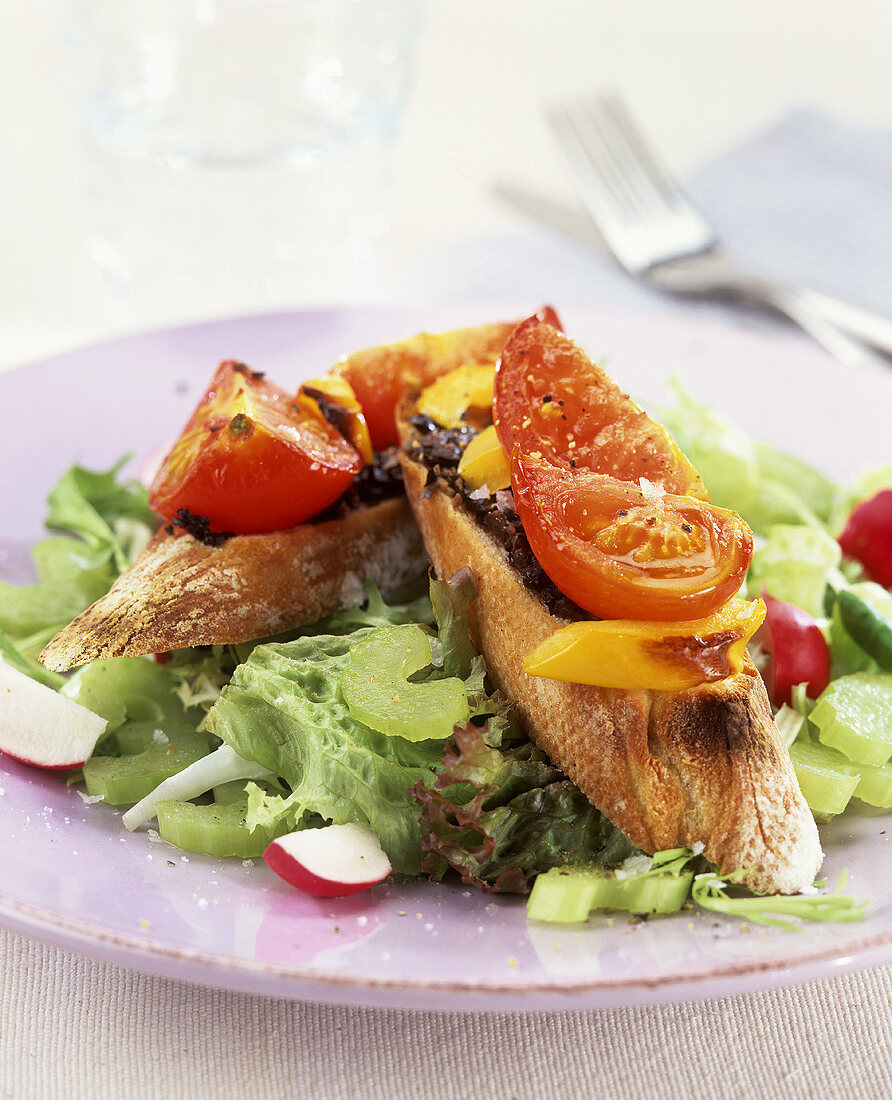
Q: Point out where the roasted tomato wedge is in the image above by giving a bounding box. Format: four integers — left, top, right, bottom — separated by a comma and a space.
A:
494, 316, 705, 498
333, 310, 558, 450
149, 360, 362, 535
511, 452, 753, 621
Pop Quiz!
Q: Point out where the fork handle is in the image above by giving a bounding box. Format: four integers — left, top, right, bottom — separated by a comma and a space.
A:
762, 286, 888, 367
714, 276, 891, 367
791, 289, 892, 359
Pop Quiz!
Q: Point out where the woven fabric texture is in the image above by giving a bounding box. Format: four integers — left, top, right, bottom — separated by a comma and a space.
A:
3, 929, 892, 1100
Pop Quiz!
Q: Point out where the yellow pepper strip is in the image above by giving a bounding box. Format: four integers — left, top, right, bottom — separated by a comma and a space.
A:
524, 597, 766, 692
296, 375, 374, 465
416, 362, 495, 429
457, 424, 511, 492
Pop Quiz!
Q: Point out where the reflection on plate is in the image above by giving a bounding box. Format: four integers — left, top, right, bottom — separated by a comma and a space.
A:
1, 305, 891, 1011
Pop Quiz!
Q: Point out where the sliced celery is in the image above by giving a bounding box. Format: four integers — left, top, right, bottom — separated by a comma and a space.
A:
855, 762, 892, 809
813, 672, 892, 766
788, 740, 860, 817
341, 625, 469, 741
214, 779, 254, 805
527, 861, 693, 923
83, 729, 211, 804
156, 798, 287, 858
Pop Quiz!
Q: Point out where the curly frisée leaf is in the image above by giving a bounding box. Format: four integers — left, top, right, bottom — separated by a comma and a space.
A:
691, 870, 868, 929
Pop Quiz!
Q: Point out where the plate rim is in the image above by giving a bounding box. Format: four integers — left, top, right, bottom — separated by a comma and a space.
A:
3, 882, 892, 1011
2, 302, 891, 1010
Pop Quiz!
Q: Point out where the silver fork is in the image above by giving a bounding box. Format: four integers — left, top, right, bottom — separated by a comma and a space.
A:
547, 94, 892, 366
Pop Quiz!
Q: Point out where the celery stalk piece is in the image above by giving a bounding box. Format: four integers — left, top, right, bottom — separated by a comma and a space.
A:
854, 762, 892, 808
83, 741, 210, 805
122, 744, 273, 830
527, 853, 694, 923
156, 798, 287, 858
812, 672, 892, 766
341, 625, 469, 742
788, 741, 860, 817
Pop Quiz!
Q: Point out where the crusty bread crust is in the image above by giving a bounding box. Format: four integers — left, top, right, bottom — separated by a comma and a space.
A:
399, 453, 822, 895
41, 498, 425, 672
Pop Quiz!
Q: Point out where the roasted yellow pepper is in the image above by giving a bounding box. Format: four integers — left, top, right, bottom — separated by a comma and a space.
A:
416, 362, 495, 429
456, 424, 511, 492
524, 597, 766, 692
297, 375, 374, 465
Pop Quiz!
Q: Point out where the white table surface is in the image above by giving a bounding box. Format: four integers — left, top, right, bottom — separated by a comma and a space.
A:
3, 1, 892, 371
2, 3, 892, 1098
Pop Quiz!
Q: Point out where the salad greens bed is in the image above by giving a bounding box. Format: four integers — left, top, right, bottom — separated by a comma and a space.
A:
2, 385, 890, 929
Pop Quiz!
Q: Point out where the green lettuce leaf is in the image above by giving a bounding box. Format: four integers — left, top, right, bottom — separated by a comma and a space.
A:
0, 460, 156, 658
414, 725, 634, 892
429, 568, 478, 679
747, 524, 844, 617
0, 627, 64, 688
46, 460, 156, 573
204, 632, 448, 874
0, 537, 115, 650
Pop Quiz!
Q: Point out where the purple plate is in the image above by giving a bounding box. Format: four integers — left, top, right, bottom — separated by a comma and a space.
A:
1, 304, 891, 1011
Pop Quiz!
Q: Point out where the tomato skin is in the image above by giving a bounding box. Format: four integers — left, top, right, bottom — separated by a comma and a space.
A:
494, 317, 706, 498
149, 361, 362, 535
838, 489, 892, 587
755, 592, 831, 708
511, 452, 753, 621
334, 320, 525, 450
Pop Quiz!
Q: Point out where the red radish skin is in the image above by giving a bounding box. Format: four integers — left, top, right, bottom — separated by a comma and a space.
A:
0, 750, 89, 771
263, 823, 392, 898
838, 489, 892, 587
756, 591, 831, 708
0, 662, 106, 770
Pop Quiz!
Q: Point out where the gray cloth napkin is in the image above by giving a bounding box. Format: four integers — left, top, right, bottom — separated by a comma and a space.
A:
5, 111, 892, 1100
398, 109, 892, 322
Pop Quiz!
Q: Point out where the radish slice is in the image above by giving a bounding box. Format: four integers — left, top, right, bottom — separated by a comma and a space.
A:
0, 661, 106, 769
263, 823, 392, 897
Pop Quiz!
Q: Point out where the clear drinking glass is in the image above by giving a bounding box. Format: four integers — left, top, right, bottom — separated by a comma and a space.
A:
69, 0, 424, 321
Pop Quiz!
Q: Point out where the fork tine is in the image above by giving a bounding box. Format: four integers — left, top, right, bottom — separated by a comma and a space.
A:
547, 103, 645, 225
547, 92, 717, 272
574, 98, 669, 220
600, 95, 691, 210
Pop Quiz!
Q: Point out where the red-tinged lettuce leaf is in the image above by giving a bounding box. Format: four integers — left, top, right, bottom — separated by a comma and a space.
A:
413, 725, 635, 893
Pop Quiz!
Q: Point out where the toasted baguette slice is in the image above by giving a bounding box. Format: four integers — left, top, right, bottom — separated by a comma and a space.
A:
399, 452, 821, 895
40, 498, 424, 672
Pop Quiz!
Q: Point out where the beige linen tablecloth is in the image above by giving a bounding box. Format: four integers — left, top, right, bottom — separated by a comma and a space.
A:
3, 928, 891, 1099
